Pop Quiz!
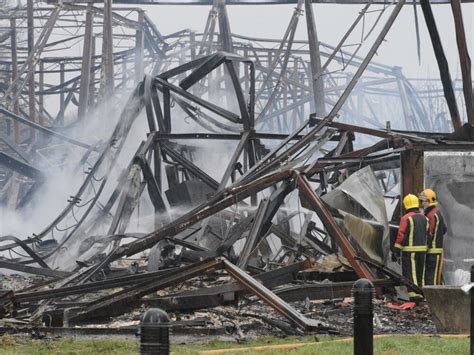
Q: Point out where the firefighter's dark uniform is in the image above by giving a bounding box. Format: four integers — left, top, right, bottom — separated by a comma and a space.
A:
424, 206, 447, 285
393, 208, 429, 300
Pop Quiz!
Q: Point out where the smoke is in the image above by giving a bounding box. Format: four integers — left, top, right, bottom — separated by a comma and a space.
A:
0, 92, 148, 250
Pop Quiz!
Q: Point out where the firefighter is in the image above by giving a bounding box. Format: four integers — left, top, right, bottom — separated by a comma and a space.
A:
392, 194, 428, 301
419, 188, 447, 285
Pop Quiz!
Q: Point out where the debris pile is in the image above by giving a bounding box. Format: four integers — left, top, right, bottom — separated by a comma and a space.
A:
0, 0, 473, 339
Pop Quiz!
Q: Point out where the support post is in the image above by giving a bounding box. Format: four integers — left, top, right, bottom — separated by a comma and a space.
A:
419, 0, 461, 130
101, 0, 114, 100
140, 308, 170, 355
38, 61, 44, 126
10, 18, 19, 143
216, 0, 233, 53
59, 62, 65, 125
27, 0, 36, 140
89, 36, 96, 110
352, 278, 374, 355
304, 0, 325, 116
400, 149, 424, 207
135, 10, 145, 84
78, 4, 94, 119
450, 0, 474, 125
471, 265, 474, 355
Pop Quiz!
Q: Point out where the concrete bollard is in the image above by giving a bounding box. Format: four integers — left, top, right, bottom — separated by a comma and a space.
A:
352, 278, 374, 355
471, 265, 474, 355
140, 308, 170, 355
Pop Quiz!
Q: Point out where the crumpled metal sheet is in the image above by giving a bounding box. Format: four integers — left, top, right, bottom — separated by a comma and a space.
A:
424, 152, 474, 286
341, 212, 384, 262
323, 166, 389, 262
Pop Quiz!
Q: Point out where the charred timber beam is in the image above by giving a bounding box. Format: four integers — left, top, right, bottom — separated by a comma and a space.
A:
0, 132, 29, 163
145, 260, 311, 311
155, 77, 242, 124
225, 60, 252, 129
217, 131, 250, 190
326, 0, 405, 119
0, 235, 50, 269
155, 133, 292, 140
0, 260, 68, 278
309, 115, 448, 143
237, 198, 270, 269
15, 268, 182, 303
144, 75, 158, 132
2, 6, 61, 107
179, 52, 226, 90
419, 0, 461, 129
69, 258, 225, 322
113, 169, 294, 259
159, 56, 209, 80
239, 182, 294, 269
160, 143, 219, 190
450, 0, 474, 125
135, 157, 168, 214
0, 152, 44, 181
0, 107, 92, 150
356, 256, 423, 295
273, 279, 395, 302
400, 149, 423, 205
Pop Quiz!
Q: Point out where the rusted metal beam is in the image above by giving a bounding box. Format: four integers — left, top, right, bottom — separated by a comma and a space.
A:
296, 175, 375, 281
223, 258, 328, 331
450, 0, 474, 125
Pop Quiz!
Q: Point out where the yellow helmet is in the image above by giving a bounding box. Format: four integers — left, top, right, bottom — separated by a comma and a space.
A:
403, 194, 419, 210
419, 188, 438, 206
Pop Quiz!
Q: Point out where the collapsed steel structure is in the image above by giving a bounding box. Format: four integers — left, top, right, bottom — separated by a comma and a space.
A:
0, 0, 473, 334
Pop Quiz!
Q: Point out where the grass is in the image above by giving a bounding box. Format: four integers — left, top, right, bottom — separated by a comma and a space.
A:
0, 334, 469, 354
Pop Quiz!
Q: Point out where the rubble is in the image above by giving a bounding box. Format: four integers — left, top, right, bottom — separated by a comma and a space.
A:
0, 0, 473, 342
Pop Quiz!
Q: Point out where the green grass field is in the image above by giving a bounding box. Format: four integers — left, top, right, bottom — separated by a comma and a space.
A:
0, 334, 469, 354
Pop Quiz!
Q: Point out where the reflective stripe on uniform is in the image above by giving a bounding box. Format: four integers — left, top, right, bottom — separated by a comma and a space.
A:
408, 216, 414, 247
402, 245, 428, 252
411, 252, 417, 286
437, 255, 443, 285
427, 248, 443, 254
434, 254, 440, 286
432, 214, 440, 249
